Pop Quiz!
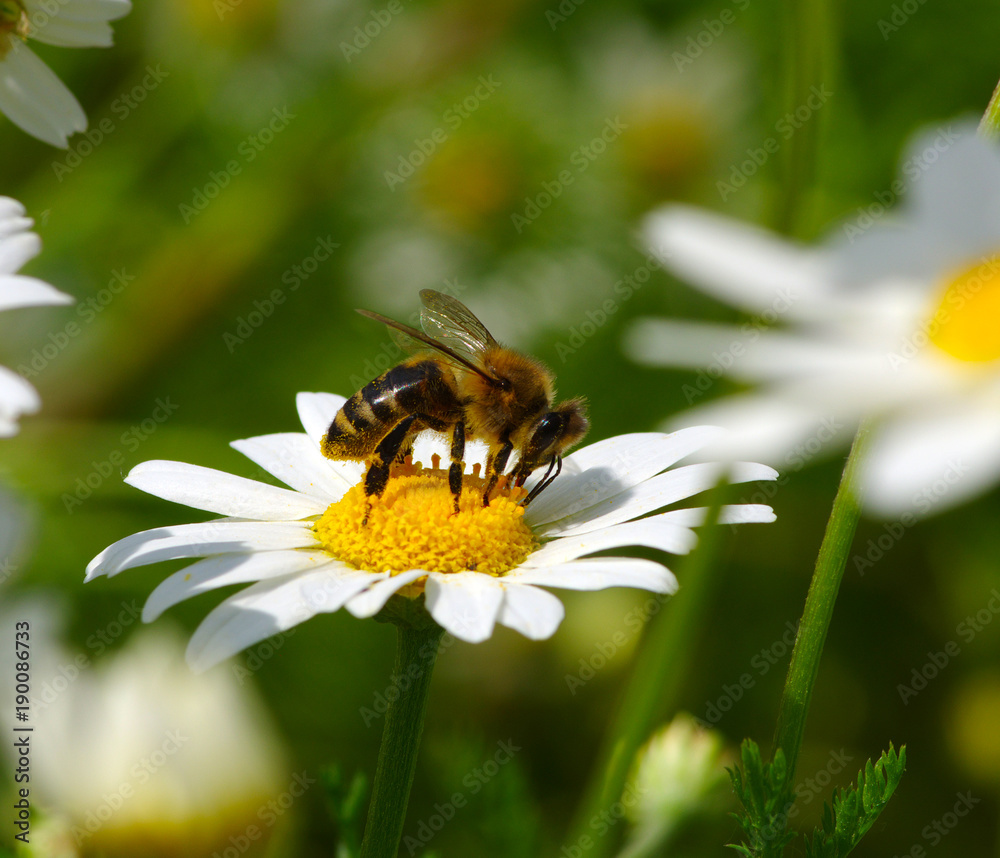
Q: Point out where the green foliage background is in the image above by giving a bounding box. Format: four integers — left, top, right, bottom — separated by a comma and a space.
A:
3, 0, 1000, 854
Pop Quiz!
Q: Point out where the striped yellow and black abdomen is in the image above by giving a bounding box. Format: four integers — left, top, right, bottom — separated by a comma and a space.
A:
321, 357, 463, 462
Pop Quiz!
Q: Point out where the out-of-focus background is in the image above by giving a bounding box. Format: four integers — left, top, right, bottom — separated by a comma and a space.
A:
3, 1, 1000, 855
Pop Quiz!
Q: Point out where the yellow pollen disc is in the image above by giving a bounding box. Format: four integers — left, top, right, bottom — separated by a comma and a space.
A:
930, 256, 1000, 363
313, 464, 538, 587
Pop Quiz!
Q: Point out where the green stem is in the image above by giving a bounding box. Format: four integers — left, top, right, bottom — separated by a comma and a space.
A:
978, 77, 1000, 140
771, 0, 834, 236
359, 623, 444, 858
565, 484, 729, 858
771, 425, 868, 780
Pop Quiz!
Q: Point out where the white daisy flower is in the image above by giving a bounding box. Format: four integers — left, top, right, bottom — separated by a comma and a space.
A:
0, 196, 71, 436
0, 0, 131, 148
85, 391, 776, 672
629, 125, 1000, 517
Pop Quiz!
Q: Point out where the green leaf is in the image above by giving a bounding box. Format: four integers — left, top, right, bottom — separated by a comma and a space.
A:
323, 764, 370, 858
727, 740, 797, 857
804, 744, 907, 858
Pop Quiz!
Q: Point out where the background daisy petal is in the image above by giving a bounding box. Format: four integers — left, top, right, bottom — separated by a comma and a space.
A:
497, 583, 565, 640
296, 391, 348, 445
425, 572, 504, 643
0, 274, 73, 309
125, 460, 326, 520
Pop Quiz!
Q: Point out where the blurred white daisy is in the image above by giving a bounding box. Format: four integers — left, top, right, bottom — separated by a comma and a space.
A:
0, 197, 71, 435
5, 618, 287, 856
619, 713, 731, 858
0, 0, 131, 148
629, 125, 1000, 517
86, 391, 776, 671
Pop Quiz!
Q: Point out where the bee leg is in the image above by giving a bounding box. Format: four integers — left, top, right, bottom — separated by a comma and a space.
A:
482, 438, 513, 506
448, 422, 466, 514
521, 455, 561, 506
363, 416, 418, 524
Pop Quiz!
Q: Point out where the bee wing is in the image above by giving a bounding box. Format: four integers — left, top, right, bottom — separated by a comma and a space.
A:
356, 309, 499, 384
419, 289, 499, 364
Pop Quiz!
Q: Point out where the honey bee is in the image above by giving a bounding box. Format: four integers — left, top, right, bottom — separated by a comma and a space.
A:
321, 289, 589, 511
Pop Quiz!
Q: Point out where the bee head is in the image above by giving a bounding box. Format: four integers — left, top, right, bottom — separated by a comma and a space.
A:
520, 398, 589, 472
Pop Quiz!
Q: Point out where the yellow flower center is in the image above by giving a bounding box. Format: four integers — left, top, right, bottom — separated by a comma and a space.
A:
0, 1, 28, 54
929, 255, 1000, 363
313, 461, 537, 584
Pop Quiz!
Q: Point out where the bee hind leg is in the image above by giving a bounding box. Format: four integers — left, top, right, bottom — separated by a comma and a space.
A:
448, 422, 466, 514
362, 415, 418, 524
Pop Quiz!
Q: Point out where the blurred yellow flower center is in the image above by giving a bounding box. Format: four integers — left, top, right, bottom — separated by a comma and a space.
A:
313, 462, 537, 579
930, 256, 1000, 362
0, 1, 28, 50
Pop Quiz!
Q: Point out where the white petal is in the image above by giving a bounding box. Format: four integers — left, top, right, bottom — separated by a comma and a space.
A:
625, 319, 880, 382
0, 197, 27, 224
497, 583, 565, 640
859, 402, 1000, 517
0, 274, 72, 310
85, 521, 318, 580
27, 16, 115, 48
643, 205, 831, 315
231, 433, 351, 502
296, 391, 347, 445
125, 460, 326, 520
507, 558, 677, 594
663, 395, 848, 468
537, 462, 778, 538
524, 517, 698, 567
143, 549, 334, 621
0, 42, 86, 148
0, 231, 40, 273
345, 569, 426, 618
525, 428, 724, 527
0, 364, 40, 422
425, 572, 504, 643
658, 504, 776, 526
186, 566, 377, 671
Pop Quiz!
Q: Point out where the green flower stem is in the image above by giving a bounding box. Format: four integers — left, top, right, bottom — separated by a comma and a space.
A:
772, 0, 834, 236
978, 77, 1000, 139
359, 622, 444, 858
565, 483, 729, 858
771, 425, 868, 781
